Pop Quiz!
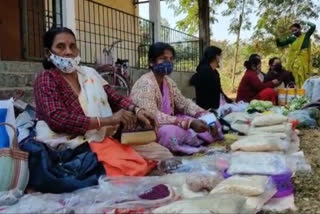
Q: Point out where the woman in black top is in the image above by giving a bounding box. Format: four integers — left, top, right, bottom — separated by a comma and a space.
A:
190, 46, 232, 110
265, 57, 295, 87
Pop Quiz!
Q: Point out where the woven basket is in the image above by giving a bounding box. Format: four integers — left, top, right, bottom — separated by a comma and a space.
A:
0, 123, 29, 192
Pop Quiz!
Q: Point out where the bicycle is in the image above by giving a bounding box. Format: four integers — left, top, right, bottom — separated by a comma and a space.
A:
95, 40, 131, 97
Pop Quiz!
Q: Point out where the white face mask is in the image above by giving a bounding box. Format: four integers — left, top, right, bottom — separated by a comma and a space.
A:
49, 52, 81, 73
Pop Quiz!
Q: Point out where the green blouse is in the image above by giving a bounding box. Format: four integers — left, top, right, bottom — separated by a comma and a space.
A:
276, 21, 316, 50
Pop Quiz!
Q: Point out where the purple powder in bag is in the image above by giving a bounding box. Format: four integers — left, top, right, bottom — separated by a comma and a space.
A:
138, 184, 170, 200
271, 172, 294, 198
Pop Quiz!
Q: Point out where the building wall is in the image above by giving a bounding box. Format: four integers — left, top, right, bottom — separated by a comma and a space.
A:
0, 0, 22, 60
75, 0, 148, 68
92, 0, 138, 16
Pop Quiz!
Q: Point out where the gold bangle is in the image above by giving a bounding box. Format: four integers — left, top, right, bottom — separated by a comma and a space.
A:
135, 107, 143, 115
96, 117, 101, 128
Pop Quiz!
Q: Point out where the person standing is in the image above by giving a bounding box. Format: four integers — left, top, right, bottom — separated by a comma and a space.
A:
276, 20, 316, 88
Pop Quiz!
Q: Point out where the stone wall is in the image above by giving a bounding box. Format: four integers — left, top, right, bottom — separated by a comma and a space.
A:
0, 61, 43, 103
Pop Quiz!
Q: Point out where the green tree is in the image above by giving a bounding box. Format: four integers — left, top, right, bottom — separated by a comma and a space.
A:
166, 0, 223, 35
252, 0, 320, 56
221, 0, 255, 90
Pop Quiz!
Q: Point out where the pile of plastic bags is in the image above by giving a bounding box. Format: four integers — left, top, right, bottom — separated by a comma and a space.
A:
0, 109, 313, 214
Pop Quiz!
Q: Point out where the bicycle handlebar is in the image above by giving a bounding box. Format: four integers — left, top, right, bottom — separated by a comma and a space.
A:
103, 40, 122, 55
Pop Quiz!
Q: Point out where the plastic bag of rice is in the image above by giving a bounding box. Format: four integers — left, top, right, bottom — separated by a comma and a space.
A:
251, 114, 288, 127
210, 175, 271, 196
231, 135, 289, 152
249, 123, 293, 134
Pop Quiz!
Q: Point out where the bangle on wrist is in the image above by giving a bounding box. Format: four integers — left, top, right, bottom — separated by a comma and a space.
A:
136, 107, 144, 115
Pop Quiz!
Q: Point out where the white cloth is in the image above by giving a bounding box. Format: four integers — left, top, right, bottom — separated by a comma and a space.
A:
77, 66, 113, 142
303, 76, 320, 102
36, 66, 113, 149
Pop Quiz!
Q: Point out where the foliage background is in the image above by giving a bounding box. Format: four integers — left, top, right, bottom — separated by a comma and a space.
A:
163, 0, 320, 95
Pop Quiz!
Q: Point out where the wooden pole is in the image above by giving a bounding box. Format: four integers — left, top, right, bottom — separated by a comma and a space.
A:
199, 0, 210, 57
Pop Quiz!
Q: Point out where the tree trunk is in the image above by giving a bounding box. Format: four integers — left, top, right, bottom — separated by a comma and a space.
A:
231, 0, 246, 90
199, 0, 210, 58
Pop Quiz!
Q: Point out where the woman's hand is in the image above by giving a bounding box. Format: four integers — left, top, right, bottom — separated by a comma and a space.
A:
272, 79, 280, 86
209, 125, 218, 137
111, 109, 137, 130
190, 120, 209, 133
136, 109, 158, 129
105, 124, 120, 137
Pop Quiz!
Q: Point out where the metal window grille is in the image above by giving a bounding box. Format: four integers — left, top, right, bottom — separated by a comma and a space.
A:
75, 0, 154, 69
22, 0, 63, 60
161, 26, 199, 72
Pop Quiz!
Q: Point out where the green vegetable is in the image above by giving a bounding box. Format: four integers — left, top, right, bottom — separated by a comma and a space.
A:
262, 101, 273, 109
287, 96, 310, 112
248, 100, 274, 112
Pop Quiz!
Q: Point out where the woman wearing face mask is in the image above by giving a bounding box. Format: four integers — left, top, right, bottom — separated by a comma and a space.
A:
265, 57, 295, 87
236, 54, 280, 104
34, 27, 158, 177
276, 21, 316, 88
190, 46, 232, 110
131, 42, 224, 155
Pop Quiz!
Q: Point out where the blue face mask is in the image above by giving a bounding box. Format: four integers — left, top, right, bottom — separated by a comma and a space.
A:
152, 61, 174, 75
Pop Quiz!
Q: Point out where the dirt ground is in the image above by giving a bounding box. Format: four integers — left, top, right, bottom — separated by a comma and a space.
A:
261, 129, 320, 214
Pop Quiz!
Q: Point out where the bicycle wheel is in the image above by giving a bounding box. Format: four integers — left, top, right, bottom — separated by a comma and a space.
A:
100, 71, 130, 96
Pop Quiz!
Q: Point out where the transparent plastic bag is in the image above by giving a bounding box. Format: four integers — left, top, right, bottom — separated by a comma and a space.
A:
231, 135, 290, 152
74, 173, 223, 213
185, 172, 223, 192
288, 110, 317, 128
153, 193, 253, 214
210, 175, 273, 196
262, 194, 297, 212
251, 114, 288, 127
209, 175, 278, 213
249, 122, 293, 135
158, 155, 228, 174
0, 189, 22, 207
0, 194, 72, 214
227, 152, 311, 176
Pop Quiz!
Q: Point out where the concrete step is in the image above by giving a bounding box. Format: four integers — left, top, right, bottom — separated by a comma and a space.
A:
0, 61, 43, 73
0, 87, 34, 103
0, 72, 36, 87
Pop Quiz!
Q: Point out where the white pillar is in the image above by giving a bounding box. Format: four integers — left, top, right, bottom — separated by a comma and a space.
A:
149, 0, 161, 42
62, 0, 76, 33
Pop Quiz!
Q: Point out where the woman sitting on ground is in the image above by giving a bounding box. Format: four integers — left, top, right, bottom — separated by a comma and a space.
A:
130, 42, 223, 155
34, 27, 157, 177
190, 46, 233, 110
265, 57, 295, 87
236, 54, 280, 104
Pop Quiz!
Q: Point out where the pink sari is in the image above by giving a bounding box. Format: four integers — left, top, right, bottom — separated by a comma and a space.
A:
157, 81, 217, 155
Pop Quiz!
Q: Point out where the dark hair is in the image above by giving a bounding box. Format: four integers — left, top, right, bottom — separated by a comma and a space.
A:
199, 46, 222, 66
148, 42, 176, 68
290, 23, 301, 29
42, 27, 76, 69
244, 54, 261, 70
268, 57, 280, 66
